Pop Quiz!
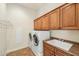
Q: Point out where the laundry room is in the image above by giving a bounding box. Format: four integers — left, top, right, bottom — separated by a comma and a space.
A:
0, 3, 79, 56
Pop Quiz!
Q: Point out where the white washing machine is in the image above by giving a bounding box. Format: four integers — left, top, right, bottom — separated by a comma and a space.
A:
30, 31, 50, 56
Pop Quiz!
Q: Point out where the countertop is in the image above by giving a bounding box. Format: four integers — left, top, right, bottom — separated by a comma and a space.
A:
44, 37, 79, 56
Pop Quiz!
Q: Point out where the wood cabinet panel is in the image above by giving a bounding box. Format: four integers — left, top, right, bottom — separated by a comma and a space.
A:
60, 4, 78, 29
38, 18, 42, 30
34, 15, 50, 30
42, 15, 50, 30
44, 51, 51, 56
43, 42, 55, 56
34, 3, 79, 30
34, 18, 42, 30
44, 42, 55, 51
34, 19, 39, 30
44, 48, 54, 56
76, 4, 79, 29
34, 20, 37, 30
55, 48, 73, 56
50, 9, 60, 29
43, 42, 73, 56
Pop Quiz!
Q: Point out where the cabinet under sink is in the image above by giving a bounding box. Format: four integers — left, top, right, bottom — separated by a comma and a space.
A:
43, 39, 74, 56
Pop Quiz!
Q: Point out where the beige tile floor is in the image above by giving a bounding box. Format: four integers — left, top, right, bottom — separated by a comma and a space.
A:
7, 47, 35, 56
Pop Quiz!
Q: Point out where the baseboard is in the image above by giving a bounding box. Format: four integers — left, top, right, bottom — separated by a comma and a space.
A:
6, 46, 28, 54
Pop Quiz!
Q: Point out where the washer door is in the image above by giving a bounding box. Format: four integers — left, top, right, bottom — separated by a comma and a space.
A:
33, 34, 39, 46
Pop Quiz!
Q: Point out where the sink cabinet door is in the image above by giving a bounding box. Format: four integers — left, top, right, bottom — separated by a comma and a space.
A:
43, 41, 73, 56
43, 42, 55, 56
44, 48, 52, 56
55, 48, 73, 56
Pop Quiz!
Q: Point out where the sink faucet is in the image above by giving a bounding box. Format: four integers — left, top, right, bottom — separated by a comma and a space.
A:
60, 39, 64, 42
62, 40, 64, 42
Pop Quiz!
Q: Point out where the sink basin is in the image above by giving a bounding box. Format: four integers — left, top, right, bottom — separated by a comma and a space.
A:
47, 39, 73, 51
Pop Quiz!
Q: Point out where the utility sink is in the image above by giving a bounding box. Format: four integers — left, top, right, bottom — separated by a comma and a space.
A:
47, 39, 73, 51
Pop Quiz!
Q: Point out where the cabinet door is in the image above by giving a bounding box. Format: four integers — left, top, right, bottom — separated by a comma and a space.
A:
43, 42, 55, 56
34, 18, 42, 30
34, 20, 38, 30
60, 4, 78, 29
42, 15, 49, 30
50, 9, 60, 29
44, 48, 51, 56
76, 3, 79, 29
55, 48, 73, 56
37, 18, 42, 30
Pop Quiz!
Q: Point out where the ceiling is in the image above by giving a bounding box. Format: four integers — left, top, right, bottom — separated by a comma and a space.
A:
19, 3, 47, 10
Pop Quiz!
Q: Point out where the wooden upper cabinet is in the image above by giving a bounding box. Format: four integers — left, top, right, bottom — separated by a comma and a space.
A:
42, 15, 50, 30
34, 3, 79, 30
34, 18, 42, 30
60, 4, 78, 29
37, 18, 42, 30
50, 9, 60, 29
34, 15, 49, 30
34, 20, 37, 30
76, 3, 79, 29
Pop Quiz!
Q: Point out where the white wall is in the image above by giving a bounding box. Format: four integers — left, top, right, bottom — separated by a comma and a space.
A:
51, 30, 79, 42
0, 4, 6, 20
7, 4, 37, 53
0, 4, 7, 56
37, 3, 79, 43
